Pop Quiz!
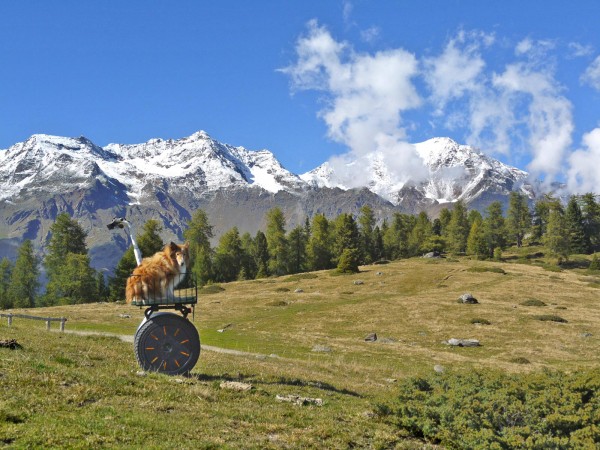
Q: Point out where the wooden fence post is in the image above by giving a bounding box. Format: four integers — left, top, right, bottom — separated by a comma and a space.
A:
46, 320, 51, 331
60, 318, 66, 332
7, 314, 12, 327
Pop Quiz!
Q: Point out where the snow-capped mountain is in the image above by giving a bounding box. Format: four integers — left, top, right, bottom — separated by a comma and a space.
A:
301, 137, 536, 211
0, 131, 304, 204
0, 131, 538, 273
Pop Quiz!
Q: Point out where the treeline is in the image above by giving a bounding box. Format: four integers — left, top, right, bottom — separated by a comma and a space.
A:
1, 192, 599, 309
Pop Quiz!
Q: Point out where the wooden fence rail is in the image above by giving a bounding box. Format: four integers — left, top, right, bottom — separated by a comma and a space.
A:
0, 313, 67, 331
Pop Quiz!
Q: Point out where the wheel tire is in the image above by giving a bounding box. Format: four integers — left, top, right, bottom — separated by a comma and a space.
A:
134, 312, 200, 375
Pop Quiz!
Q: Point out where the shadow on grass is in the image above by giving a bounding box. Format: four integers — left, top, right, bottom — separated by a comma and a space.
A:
191, 373, 362, 397
266, 377, 362, 397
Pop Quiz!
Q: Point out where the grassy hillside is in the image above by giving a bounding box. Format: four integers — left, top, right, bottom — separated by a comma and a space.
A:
1, 255, 599, 448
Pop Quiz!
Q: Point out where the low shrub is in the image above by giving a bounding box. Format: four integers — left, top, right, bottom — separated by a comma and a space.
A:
510, 357, 531, 364
534, 315, 568, 323
380, 369, 600, 449
198, 284, 225, 295
470, 318, 491, 325
467, 266, 506, 274
520, 299, 547, 307
274, 287, 290, 292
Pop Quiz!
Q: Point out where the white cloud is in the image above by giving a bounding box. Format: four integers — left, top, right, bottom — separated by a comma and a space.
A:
360, 26, 380, 44
281, 20, 426, 187
492, 62, 573, 184
283, 24, 588, 191
582, 55, 600, 91
568, 127, 600, 193
423, 30, 490, 115
568, 42, 594, 58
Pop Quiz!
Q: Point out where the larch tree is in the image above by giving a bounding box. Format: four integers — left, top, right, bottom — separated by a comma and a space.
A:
265, 208, 288, 276
306, 214, 333, 271
0, 257, 13, 309
7, 240, 39, 308
506, 192, 531, 248
44, 213, 95, 305
183, 209, 214, 287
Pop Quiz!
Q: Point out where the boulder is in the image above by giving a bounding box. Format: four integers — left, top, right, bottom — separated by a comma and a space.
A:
458, 293, 478, 304
364, 333, 377, 342
445, 338, 480, 347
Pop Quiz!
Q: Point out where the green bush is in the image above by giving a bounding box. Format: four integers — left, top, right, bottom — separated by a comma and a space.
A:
337, 248, 360, 274
381, 369, 600, 449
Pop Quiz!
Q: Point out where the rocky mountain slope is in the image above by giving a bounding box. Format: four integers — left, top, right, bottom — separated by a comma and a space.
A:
0, 131, 537, 273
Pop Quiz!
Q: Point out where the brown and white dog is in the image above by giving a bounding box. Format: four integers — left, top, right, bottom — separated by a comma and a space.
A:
125, 242, 190, 304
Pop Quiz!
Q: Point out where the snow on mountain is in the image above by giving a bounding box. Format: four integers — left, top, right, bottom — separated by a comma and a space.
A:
0, 134, 118, 201
0, 132, 537, 210
301, 137, 536, 206
0, 131, 305, 203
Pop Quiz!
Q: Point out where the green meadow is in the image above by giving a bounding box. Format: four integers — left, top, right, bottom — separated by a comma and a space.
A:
1, 254, 599, 448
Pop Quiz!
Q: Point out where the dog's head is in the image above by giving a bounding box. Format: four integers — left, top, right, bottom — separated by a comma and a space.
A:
167, 242, 190, 273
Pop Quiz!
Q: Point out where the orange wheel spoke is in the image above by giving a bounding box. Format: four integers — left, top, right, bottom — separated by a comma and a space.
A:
180, 351, 190, 357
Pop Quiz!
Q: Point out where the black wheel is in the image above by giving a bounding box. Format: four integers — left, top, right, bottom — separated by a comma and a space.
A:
134, 312, 200, 375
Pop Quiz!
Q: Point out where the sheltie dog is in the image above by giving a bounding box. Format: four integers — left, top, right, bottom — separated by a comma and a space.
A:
125, 242, 190, 304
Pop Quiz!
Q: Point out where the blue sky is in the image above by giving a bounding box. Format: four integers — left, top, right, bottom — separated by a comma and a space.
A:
2, 1, 600, 192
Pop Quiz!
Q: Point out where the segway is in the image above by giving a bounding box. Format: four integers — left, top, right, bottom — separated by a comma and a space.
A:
108, 217, 200, 376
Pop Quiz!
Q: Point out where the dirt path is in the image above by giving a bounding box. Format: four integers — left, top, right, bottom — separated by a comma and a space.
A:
57, 329, 276, 359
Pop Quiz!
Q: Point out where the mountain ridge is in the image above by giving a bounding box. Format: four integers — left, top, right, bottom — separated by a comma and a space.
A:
0, 131, 539, 273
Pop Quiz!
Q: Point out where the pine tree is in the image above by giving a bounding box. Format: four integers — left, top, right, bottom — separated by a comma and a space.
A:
287, 226, 307, 274
438, 208, 452, 236
358, 205, 376, 264
213, 227, 242, 282
239, 232, 257, 280
467, 210, 483, 229
7, 240, 39, 308
408, 211, 432, 256
96, 271, 109, 301
109, 247, 137, 301
446, 201, 469, 254
544, 205, 570, 262
372, 226, 384, 262
337, 248, 360, 274
333, 213, 360, 264
136, 220, 165, 256
44, 213, 88, 276
383, 213, 412, 259
581, 193, 600, 252
306, 214, 333, 271
184, 210, 214, 286
51, 253, 98, 304
0, 257, 13, 309
565, 196, 590, 254
467, 217, 487, 259
44, 214, 93, 305
531, 195, 559, 243
265, 208, 288, 276
483, 201, 507, 258
253, 230, 269, 278
506, 192, 531, 247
